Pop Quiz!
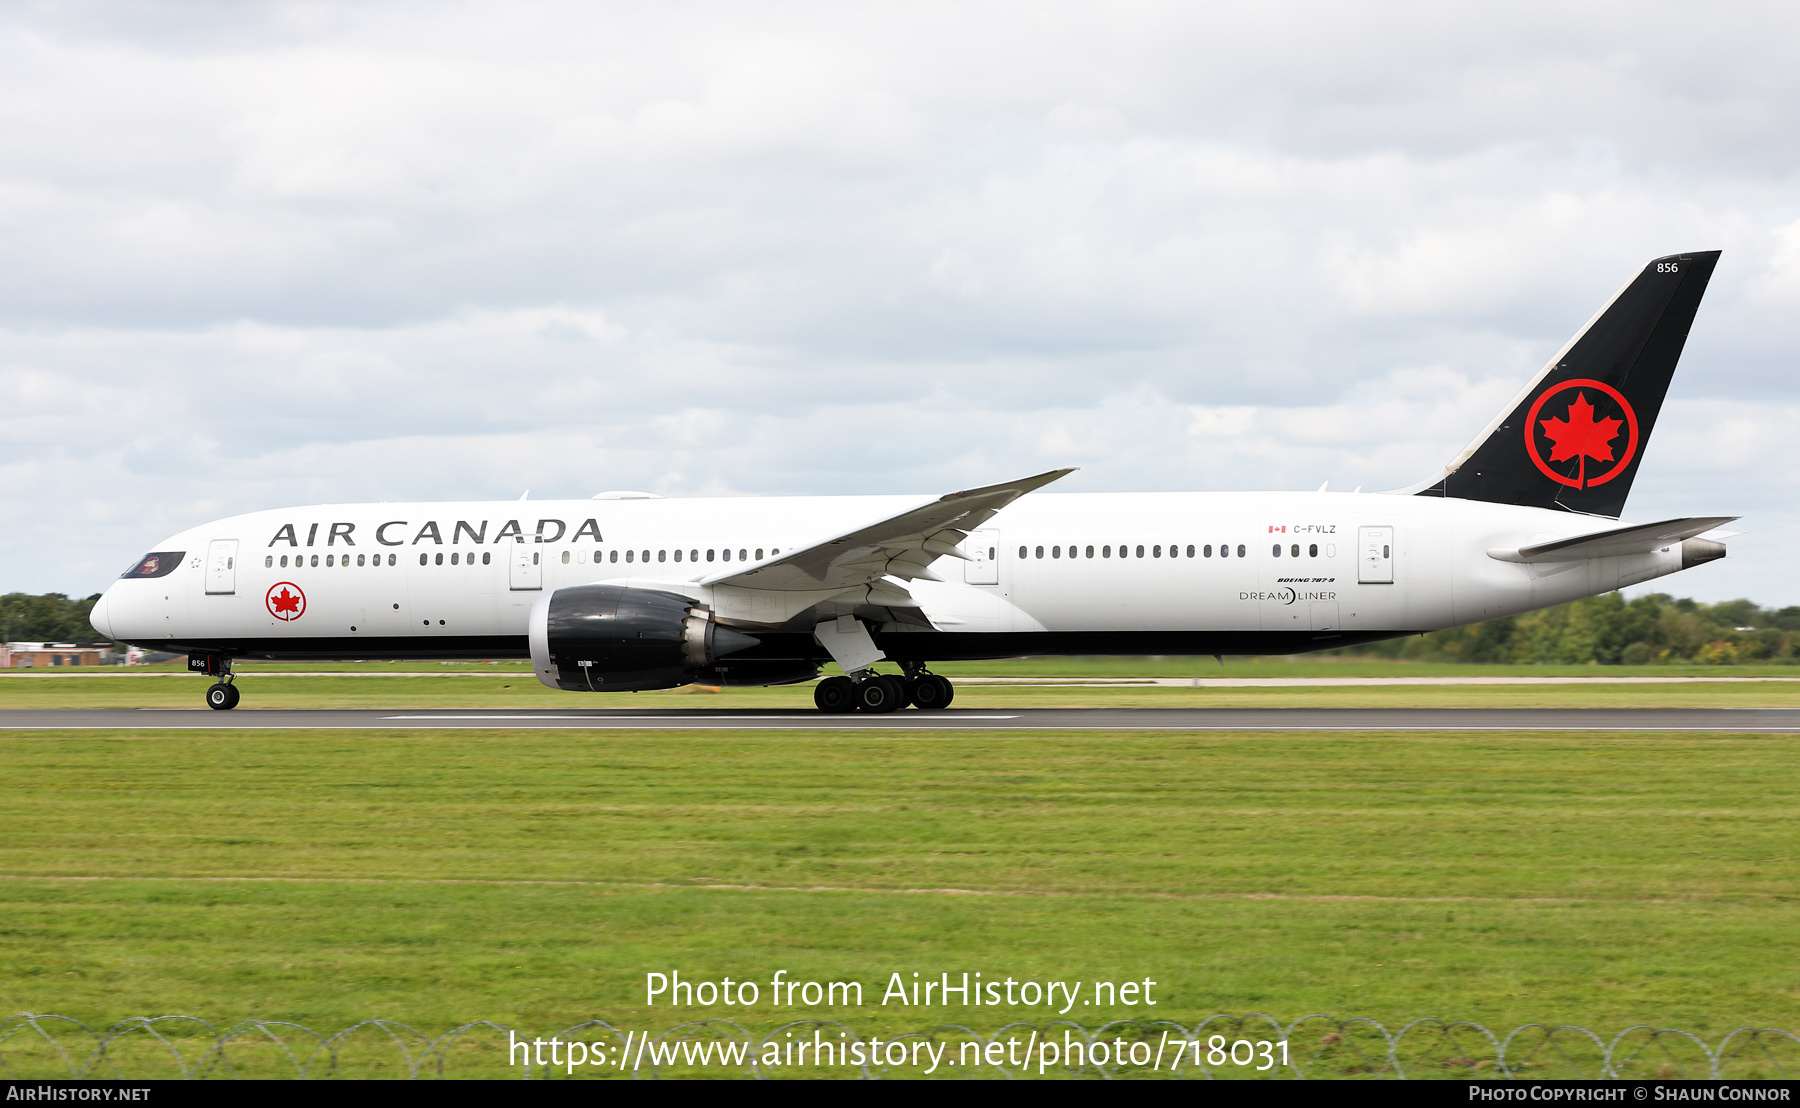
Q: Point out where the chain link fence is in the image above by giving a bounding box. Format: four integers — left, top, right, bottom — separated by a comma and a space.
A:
2, 1011, 1794, 1080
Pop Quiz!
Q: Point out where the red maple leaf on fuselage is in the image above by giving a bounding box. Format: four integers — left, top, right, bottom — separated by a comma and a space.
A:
270, 588, 301, 614
1538, 391, 1622, 467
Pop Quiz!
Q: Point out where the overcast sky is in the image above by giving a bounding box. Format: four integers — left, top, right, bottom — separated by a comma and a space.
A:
3, 1, 1797, 604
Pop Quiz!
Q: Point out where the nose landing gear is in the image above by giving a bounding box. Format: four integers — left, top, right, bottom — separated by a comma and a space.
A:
190, 653, 239, 710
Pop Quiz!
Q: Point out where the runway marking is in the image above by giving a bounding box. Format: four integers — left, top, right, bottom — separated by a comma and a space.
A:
381, 713, 1021, 720
0, 872, 1758, 905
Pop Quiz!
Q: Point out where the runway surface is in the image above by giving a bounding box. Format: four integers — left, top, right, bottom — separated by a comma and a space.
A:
4, 707, 1799, 731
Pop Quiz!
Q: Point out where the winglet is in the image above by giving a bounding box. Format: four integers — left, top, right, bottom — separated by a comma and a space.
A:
943, 467, 1078, 505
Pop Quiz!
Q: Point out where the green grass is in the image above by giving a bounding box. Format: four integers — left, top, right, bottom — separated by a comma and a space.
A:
0, 725, 1796, 1054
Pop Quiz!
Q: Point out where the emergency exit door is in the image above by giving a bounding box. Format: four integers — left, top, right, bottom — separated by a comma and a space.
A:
205, 539, 239, 595
509, 539, 542, 590
964, 530, 1000, 585
1357, 527, 1394, 584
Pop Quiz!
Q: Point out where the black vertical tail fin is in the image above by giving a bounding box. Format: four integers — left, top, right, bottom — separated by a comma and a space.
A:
1416, 250, 1720, 518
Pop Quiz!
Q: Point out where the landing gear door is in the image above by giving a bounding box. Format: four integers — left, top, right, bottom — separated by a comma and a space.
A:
509, 539, 543, 591
964, 530, 1000, 585
1357, 526, 1394, 584
205, 539, 238, 595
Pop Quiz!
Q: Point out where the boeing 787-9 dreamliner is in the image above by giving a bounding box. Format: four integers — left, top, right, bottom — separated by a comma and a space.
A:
90, 251, 1734, 712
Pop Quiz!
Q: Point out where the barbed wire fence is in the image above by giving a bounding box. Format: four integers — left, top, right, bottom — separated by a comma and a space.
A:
2, 1012, 1795, 1080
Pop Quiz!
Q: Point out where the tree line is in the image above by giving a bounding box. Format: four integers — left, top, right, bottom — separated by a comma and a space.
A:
1, 593, 108, 644
1329, 592, 1800, 665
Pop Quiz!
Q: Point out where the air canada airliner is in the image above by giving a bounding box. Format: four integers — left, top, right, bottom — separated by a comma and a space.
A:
91, 251, 1734, 713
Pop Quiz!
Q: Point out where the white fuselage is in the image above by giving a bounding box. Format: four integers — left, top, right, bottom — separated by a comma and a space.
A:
92, 490, 1689, 654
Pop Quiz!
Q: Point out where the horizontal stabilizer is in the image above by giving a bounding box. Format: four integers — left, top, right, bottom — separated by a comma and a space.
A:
1487, 516, 1737, 563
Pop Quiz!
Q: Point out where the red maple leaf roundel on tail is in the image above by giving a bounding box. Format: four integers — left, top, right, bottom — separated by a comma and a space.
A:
1523, 379, 1640, 490
265, 582, 306, 621
1540, 392, 1621, 467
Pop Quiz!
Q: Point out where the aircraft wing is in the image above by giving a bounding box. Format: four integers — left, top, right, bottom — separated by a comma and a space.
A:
700, 468, 1076, 591
1488, 516, 1737, 563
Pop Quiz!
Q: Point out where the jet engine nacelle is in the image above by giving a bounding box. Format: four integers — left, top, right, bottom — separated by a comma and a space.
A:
528, 584, 762, 691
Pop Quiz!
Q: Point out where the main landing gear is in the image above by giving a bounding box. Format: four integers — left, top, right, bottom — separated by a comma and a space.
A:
813, 666, 954, 714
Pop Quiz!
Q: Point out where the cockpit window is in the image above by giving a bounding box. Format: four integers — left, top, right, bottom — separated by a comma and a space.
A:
121, 551, 184, 579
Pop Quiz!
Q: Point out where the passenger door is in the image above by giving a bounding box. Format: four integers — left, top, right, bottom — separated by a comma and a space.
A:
963, 530, 1000, 585
509, 538, 543, 590
205, 539, 239, 595
1358, 527, 1394, 584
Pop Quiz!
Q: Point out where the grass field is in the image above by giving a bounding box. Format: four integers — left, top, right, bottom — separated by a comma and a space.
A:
2, 663, 1797, 1079
2, 725, 1797, 1031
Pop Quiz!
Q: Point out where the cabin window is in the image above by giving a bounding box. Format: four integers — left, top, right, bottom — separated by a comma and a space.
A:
1291, 544, 1300, 558
1135, 545, 1144, 558
1019, 546, 1028, 558
674, 549, 683, 562
480, 553, 489, 565
707, 549, 715, 562
325, 555, 334, 567
435, 553, 444, 565
358, 554, 366, 566
310, 555, 319, 567
1384, 544, 1391, 558
721, 549, 730, 562
533, 552, 540, 565
280, 555, 288, 568
1186, 545, 1195, 558
1153, 545, 1161, 558
756, 549, 764, 560
658, 550, 666, 563
1237, 544, 1246, 557
418, 554, 427, 565
643, 550, 651, 562
561, 551, 570, 564
1309, 544, 1318, 557
450, 553, 458, 565
1271, 544, 1281, 557
1203, 545, 1212, 558
739, 549, 747, 561
609, 550, 617, 563
1102, 545, 1111, 558
1052, 546, 1060, 559
1033, 546, 1043, 558
626, 550, 634, 563
1085, 545, 1094, 558
264, 556, 272, 568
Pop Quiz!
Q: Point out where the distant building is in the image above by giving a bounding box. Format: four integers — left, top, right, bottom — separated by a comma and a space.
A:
3, 643, 112, 668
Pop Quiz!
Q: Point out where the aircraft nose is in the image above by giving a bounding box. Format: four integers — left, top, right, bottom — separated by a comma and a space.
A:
88, 590, 113, 639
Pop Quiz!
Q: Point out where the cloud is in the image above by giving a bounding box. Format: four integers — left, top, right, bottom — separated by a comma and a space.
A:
1, 1, 1797, 605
